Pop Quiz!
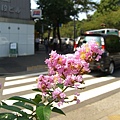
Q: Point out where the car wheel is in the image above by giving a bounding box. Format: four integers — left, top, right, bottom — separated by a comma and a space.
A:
108, 62, 115, 75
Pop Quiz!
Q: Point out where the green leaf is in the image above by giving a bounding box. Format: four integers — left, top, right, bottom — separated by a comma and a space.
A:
56, 83, 64, 89
0, 113, 32, 120
0, 104, 26, 116
52, 107, 66, 115
1, 104, 21, 111
13, 101, 33, 111
0, 101, 7, 105
47, 97, 53, 103
0, 113, 17, 120
8, 96, 36, 105
32, 88, 42, 92
32, 94, 42, 104
36, 105, 51, 120
17, 116, 32, 120
13, 101, 25, 106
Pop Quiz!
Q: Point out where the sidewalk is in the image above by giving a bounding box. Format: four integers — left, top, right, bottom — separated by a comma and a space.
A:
0, 45, 49, 75
51, 91, 120, 120
0, 44, 73, 75
0, 44, 120, 120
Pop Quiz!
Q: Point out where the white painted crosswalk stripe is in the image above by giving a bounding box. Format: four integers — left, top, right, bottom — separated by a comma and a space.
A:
3, 83, 37, 95
80, 75, 115, 88
1, 72, 120, 110
5, 71, 48, 81
4, 77, 38, 86
65, 75, 115, 92
59, 80, 120, 109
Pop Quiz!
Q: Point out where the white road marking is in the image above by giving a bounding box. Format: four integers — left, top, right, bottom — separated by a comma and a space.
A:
4, 77, 38, 86
2, 72, 120, 111
5, 72, 93, 81
66, 75, 115, 92
3, 84, 37, 95
5, 71, 48, 81
59, 80, 120, 109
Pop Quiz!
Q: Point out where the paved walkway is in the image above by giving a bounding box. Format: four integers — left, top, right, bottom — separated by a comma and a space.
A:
0, 45, 49, 75
51, 91, 120, 120
0, 44, 120, 120
0, 44, 72, 75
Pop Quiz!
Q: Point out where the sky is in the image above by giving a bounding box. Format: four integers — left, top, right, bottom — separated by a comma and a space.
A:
31, 0, 38, 9
30, 0, 100, 20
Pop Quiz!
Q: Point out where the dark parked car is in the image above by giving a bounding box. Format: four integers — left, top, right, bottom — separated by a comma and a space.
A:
78, 33, 120, 74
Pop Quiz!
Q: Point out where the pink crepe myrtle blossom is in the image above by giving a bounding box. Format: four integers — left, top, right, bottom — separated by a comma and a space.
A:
45, 51, 66, 74
64, 74, 83, 88
37, 74, 65, 94
37, 42, 103, 107
0, 42, 103, 120
74, 96, 80, 104
52, 88, 66, 106
75, 41, 103, 63
37, 75, 55, 94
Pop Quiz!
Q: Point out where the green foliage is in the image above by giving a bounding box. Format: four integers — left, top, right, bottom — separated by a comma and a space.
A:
0, 113, 17, 120
76, 0, 98, 16
8, 96, 37, 105
0, 93, 65, 120
36, 105, 51, 120
35, 0, 120, 39
0, 101, 32, 119
32, 94, 42, 104
59, 0, 120, 37
35, 0, 99, 40
97, 0, 120, 14
52, 107, 66, 115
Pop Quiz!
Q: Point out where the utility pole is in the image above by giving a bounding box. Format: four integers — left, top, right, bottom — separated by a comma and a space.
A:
74, 15, 76, 41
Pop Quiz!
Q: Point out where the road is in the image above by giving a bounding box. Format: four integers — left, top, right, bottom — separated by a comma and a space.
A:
0, 69, 120, 120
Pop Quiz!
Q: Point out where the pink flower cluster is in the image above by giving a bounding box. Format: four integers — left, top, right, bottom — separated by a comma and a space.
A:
37, 41, 103, 106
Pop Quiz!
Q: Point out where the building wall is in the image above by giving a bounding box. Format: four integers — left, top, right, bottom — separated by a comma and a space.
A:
0, 18, 34, 57
0, 0, 35, 57
0, 0, 31, 20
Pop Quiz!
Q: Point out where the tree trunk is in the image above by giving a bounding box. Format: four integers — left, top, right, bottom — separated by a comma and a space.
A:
48, 28, 51, 40
57, 20, 61, 51
53, 26, 56, 39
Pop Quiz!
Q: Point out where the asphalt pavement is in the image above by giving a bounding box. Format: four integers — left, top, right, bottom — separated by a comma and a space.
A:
0, 44, 49, 75
0, 44, 120, 120
0, 43, 73, 76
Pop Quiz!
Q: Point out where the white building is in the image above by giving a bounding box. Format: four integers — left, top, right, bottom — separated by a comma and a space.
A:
0, 0, 34, 57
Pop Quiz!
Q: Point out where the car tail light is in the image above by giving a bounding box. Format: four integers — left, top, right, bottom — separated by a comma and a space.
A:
101, 38, 105, 52
74, 43, 78, 48
85, 31, 94, 34
73, 43, 77, 51
102, 45, 105, 50
97, 65, 101, 69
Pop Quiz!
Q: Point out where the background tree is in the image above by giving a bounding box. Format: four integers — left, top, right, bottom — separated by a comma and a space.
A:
89, 0, 120, 29
35, 0, 98, 50
73, 0, 120, 34
75, 0, 98, 19
97, 0, 120, 14
36, 0, 78, 50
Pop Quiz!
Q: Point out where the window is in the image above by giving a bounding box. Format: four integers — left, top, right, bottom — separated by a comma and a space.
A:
105, 35, 120, 52
86, 29, 119, 36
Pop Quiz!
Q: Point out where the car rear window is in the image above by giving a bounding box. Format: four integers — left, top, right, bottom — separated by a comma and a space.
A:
105, 35, 120, 52
83, 36, 102, 47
